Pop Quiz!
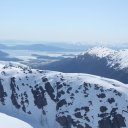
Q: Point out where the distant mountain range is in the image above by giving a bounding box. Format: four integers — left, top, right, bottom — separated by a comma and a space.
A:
0, 41, 95, 51
0, 43, 69, 51
0, 42, 94, 52
0, 61, 128, 128
42, 47, 128, 83
1, 40, 128, 50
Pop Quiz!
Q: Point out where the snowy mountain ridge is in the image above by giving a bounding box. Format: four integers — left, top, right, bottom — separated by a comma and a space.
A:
81, 47, 128, 70
83, 47, 116, 58
0, 61, 128, 128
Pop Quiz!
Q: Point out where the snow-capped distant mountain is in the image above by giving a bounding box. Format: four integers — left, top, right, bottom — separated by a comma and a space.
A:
83, 47, 128, 70
42, 47, 128, 83
0, 61, 128, 128
83, 47, 115, 58
0, 112, 32, 128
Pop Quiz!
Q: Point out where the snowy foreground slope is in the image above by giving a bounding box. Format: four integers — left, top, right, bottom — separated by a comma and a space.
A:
0, 112, 32, 128
0, 61, 128, 128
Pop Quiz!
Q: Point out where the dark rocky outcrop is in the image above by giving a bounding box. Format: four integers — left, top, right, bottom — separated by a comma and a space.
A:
10, 77, 21, 109
0, 78, 7, 104
31, 86, 47, 109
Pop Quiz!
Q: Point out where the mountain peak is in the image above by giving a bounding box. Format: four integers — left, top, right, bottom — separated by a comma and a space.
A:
80, 47, 128, 70
84, 47, 116, 58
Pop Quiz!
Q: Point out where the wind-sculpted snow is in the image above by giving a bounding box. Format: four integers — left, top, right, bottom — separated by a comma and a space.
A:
0, 61, 128, 128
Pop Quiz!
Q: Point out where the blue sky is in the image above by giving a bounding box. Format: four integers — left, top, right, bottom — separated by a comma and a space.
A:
0, 0, 128, 43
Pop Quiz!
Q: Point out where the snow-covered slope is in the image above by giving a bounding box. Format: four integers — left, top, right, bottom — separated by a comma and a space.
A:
0, 112, 32, 128
0, 61, 128, 128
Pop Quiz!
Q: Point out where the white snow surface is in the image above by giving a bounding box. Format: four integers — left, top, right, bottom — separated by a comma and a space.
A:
0, 112, 32, 128
0, 61, 128, 128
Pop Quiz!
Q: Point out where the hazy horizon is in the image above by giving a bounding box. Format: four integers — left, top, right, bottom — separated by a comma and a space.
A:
0, 40, 128, 46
